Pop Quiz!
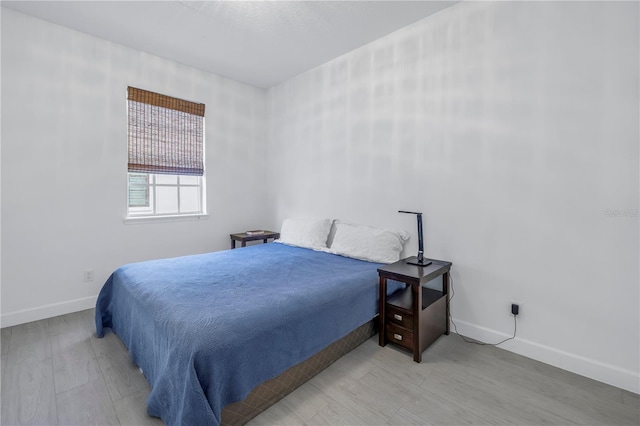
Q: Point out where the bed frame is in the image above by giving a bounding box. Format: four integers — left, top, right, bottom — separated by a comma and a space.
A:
221, 319, 377, 425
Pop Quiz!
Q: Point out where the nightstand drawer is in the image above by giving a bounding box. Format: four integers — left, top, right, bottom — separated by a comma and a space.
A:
385, 324, 414, 351
385, 305, 413, 329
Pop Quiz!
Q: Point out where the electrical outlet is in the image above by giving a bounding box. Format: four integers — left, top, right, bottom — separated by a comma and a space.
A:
83, 269, 94, 282
510, 301, 522, 316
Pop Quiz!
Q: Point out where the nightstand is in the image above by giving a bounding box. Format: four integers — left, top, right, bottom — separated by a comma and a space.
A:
230, 231, 280, 249
378, 258, 452, 362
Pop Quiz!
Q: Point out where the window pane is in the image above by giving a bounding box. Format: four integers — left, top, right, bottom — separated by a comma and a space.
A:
180, 175, 199, 185
180, 187, 200, 213
156, 174, 177, 185
128, 186, 153, 215
128, 173, 149, 207
156, 186, 178, 214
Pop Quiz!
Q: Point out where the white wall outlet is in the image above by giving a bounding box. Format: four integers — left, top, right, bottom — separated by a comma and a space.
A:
83, 269, 94, 282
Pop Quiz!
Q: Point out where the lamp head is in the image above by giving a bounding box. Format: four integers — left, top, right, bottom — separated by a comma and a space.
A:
398, 210, 422, 216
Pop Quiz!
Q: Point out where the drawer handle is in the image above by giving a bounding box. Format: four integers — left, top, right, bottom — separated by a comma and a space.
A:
393, 314, 403, 321
393, 333, 403, 341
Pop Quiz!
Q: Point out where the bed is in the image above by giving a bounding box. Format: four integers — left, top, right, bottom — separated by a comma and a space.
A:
95, 241, 405, 426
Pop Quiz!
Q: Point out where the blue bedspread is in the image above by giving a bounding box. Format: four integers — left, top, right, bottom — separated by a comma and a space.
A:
95, 243, 402, 426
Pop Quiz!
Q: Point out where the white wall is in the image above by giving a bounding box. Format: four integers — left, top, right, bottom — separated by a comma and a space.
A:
1, 9, 270, 325
267, 1, 639, 393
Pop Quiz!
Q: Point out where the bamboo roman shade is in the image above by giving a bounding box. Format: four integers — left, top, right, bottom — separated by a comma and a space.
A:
127, 87, 205, 176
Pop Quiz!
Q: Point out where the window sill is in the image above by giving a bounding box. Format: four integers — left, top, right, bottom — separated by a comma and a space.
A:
124, 213, 209, 225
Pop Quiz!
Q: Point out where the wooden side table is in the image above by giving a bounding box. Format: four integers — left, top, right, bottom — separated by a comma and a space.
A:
378, 258, 452, 362
230, 231, 280, 249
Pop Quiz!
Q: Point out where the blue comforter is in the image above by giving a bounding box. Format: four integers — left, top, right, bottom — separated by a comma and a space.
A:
95, 243, 402, 426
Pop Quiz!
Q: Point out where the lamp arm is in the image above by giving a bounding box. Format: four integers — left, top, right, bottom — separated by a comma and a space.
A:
416, 213, 424, 262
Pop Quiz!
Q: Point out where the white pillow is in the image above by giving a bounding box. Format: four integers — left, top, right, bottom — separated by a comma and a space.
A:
277, 218, 333, 250
328, 221, 410, 264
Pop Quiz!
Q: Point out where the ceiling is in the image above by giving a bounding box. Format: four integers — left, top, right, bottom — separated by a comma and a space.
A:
2, 0, 457, 88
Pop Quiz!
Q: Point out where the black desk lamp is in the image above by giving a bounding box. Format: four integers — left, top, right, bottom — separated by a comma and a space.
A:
398, 210, 432, 267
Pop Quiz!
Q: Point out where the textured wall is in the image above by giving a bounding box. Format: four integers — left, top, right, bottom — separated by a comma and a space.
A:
267, 1, 639, 392
1, 8, 268, 324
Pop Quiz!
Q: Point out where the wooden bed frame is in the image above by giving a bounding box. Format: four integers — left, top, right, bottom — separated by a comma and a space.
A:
221, 319, 377, 425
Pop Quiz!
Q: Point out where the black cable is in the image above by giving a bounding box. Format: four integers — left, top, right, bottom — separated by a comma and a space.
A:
448, 273, 517, 346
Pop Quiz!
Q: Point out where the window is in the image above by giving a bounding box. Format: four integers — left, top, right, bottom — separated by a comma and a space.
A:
126, 87, 206, 218
128, 173, 203, 215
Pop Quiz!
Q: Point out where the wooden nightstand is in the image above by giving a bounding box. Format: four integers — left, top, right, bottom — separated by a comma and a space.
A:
230, 231, 280, 249
378, 258, 452, 362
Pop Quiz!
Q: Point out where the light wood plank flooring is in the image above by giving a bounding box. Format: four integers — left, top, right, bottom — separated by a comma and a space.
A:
1, 309, 638, 425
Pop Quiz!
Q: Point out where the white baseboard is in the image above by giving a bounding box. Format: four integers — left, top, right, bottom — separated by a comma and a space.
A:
1, 295, 97, 328
451, 317, 640, 395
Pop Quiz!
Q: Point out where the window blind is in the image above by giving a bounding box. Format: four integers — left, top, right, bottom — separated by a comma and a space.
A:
127, 87, 205, 176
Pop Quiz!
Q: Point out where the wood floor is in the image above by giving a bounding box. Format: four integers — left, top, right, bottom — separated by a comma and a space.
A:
1, 309, 638, 426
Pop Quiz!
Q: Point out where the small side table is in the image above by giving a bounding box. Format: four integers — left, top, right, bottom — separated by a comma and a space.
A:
378, 258, 452, 362
230, 230, 280, 249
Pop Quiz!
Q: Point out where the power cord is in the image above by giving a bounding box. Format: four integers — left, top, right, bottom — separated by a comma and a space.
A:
448, 273, 517, 346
